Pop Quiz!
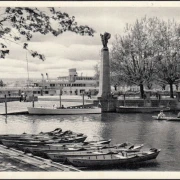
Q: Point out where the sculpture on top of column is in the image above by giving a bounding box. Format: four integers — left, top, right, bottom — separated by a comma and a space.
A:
100, 32, 111, 48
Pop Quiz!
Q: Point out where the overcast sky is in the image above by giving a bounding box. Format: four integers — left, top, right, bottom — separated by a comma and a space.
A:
1, 4, 180, 79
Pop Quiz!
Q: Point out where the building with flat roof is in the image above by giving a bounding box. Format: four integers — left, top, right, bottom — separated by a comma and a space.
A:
33, 68, 99, 96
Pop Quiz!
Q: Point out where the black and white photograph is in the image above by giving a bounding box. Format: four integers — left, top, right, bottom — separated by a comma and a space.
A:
0, 1, 180, 178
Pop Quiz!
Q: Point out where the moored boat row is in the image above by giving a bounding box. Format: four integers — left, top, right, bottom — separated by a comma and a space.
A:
0, 128, 161, 169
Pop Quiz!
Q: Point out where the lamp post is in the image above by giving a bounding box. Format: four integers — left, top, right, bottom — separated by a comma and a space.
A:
32, 94, 34, 107
46, 73, 48, 80
26, 52, 30, 87
41, 73, 44, 96
4, 94, 7, 116
70, 83, 72, 95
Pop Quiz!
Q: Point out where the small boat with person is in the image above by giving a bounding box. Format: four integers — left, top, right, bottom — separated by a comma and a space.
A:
152, 116, 180, 121
152, 111, 180, 121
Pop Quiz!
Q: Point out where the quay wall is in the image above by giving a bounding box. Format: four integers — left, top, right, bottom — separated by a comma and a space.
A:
0, 96, 38, 103
94, 99, 180, 112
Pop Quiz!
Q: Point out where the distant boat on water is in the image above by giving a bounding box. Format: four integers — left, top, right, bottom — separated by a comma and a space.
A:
152, 116, 180, 121
116, 106, 170, 113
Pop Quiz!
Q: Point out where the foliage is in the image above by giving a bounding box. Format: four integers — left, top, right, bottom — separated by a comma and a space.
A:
111, 17, 158, 98
0, 7, 95, 60
111, 16, 180, 98
153, 19, 180, 98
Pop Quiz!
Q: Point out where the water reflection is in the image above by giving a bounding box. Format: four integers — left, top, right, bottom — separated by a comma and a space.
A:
84, 161, 160, 171
0, 112, 180, 170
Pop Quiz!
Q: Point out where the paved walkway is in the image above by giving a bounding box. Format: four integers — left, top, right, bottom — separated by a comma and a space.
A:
0, 145, 79, 171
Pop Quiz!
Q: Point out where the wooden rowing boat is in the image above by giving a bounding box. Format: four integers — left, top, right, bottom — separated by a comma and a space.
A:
0, 130, 86, 146
0, 130, 84, 142
1, 135, 87, 148
23, 142, 143, 158
24, 145, 110, 157
16, 139, 112, 152
45, 144, 144, 162
0, 128, 63, 143
67, 148, 161, 167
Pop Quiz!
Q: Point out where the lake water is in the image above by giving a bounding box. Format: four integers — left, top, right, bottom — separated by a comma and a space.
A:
0, 101, 180, 171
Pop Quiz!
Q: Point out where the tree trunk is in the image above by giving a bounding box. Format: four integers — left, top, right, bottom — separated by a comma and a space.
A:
162, 85, 166, 90
176, 84, 178, 91
169, 83, 174, 98
139, 84, 144, 99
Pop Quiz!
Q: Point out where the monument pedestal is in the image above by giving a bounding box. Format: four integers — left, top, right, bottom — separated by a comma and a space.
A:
95, 98, 117, 112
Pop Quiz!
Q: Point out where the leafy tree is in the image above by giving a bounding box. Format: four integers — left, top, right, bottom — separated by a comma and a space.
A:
111, 17, 158, 98
0, 7, 95, 60
154, 19, 180, 98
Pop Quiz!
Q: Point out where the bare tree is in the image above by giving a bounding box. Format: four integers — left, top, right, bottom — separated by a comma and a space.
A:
154, 19, 180, 98
111, 17, 158, 98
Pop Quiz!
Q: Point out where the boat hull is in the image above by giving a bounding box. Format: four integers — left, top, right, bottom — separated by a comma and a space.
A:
45, 144, 144, 162
116, 106, 170, 113
28, 107, 101, 115
17, 140, 111, 151
67, 149, 161, 167
152, 116, 180, 121
1, 136, 87, 148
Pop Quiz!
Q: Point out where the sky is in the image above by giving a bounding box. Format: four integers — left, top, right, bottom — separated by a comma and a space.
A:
1, 3, 180, 80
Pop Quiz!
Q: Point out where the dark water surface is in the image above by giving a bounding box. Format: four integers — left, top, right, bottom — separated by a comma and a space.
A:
0, 111, 180, 171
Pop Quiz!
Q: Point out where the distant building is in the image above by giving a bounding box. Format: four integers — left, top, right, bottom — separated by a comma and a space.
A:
33, 68, 99, 96
0, 69, 99, 97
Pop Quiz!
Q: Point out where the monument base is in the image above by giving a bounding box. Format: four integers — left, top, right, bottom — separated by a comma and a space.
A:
94, 98, 118, 112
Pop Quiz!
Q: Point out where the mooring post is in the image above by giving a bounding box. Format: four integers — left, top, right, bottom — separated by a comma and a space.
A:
59, 90, 61, 108
32, 94, 34, 107
123, 94, 126, 106
82, 92, 84, 108
4, 94, 7, 116
107, 99, 109, 111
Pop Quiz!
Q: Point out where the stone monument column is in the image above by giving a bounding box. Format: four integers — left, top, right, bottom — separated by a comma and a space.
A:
98, 47, 111, 99
98, 32, 111, 99
95, 32, 117, 112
